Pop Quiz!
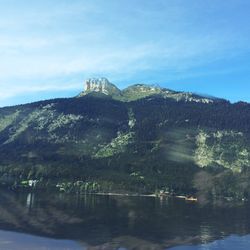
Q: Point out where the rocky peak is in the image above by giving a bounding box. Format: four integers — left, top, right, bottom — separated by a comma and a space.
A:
83, 77, 121, 96
78, 78, 225, 104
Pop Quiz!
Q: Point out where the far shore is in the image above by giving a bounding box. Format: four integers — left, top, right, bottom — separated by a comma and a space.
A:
95, 192, 198, 201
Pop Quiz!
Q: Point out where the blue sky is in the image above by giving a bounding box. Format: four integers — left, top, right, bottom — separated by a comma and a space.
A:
0, 0, 250, 106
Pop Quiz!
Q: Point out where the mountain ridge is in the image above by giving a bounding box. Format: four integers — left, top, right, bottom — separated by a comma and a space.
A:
78, 77, 227, 104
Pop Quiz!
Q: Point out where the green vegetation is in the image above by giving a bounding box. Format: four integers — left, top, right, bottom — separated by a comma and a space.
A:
195, 130, 250, 172
94, 132, 134, 158
117, 84, 162, 101
0, 110, 20, 133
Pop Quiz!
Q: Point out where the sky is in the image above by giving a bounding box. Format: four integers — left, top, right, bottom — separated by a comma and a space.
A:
0, 0, 250, 107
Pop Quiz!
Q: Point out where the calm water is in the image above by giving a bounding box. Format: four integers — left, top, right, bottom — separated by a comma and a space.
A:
0, 191, 250, 249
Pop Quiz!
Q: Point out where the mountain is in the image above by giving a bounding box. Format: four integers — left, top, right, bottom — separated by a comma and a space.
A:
1, 77, 250, 198
79, 77, 225, 103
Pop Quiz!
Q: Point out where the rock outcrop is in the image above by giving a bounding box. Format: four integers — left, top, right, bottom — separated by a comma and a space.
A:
81, 77, 121, 97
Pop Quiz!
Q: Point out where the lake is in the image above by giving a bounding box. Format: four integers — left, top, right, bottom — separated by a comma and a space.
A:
0, 191, 249, 249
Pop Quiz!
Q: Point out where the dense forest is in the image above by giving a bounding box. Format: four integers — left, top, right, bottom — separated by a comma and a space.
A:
0, 82, 250, 200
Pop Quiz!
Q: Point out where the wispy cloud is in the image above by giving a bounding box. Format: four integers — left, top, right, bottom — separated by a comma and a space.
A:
0, 82, 81, 100
0, 0, 250, 105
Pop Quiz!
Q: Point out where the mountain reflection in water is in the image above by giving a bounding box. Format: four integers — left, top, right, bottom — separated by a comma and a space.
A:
0, 191, 249, 249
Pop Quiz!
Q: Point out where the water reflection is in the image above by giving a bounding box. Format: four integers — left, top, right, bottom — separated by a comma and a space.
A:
0, 191, 249, 249
0, 230, 84, 250
26, 192, 35, 209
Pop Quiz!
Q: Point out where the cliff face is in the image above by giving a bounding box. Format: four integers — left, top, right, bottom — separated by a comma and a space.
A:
80, 77, 121, 97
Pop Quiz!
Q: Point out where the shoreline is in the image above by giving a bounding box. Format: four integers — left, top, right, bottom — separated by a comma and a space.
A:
95, 192, 157, 197
94, 192, 199, 201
